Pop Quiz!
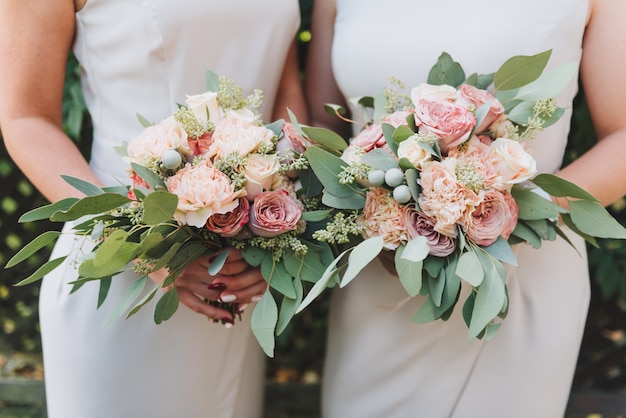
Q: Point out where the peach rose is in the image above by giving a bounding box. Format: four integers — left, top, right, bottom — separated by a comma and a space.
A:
411, 83, 457, 104
351, 110, 411, 152
185, 91, 223, 125
360, 187, 408, 250
277, 122, 310, 155
414, 99, 475, 153
207, 116, 275, 159
166, 159, 245, 228
126, 116, 193, 165
206, 197, 250, 238
456, 84, 504, 133
397, 134, 432, 168
248, 190, 302, 238
489, 138, 537, 187
501, 191, 519, 240
466, 190, 518, 246
418, 160, 481, 237
244, 153, 281, 201
404, 204, 456, 257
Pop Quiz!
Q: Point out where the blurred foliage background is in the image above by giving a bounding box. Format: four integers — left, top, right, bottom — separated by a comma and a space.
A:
1, 0, 626, 391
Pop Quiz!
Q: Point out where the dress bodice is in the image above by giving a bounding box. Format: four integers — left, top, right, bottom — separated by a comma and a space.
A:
73, 0, 300, 185
332, 0, 588, 174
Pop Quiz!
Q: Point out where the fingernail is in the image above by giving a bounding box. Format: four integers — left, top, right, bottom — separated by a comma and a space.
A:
208, 282, 226, 291
219, 294, 237, 303
237, 303, 249, 312
223, 322, 233, 329
251, 295, 263, 303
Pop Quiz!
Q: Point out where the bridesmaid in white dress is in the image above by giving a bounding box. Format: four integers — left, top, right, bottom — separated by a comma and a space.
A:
0, 1, 305, 417
306, 0, 626, 417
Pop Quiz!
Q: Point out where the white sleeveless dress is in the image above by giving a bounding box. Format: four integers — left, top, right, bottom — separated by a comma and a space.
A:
323, 1, 590, 417
39, 2, 299, 417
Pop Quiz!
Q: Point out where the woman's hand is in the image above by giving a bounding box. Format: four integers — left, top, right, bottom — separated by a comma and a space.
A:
149, 248, 267, 323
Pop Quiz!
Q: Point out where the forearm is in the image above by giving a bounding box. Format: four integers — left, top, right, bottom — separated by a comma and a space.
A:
3, 116, 102, 202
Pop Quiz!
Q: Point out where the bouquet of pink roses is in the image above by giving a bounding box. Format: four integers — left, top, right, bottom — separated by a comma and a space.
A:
6, 71, 331, 356
296, 50, 626, 339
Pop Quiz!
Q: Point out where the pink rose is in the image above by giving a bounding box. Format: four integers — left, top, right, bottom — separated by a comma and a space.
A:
414, 99, 475, 153
466, 190, 517, 246
404, 204, 456, 257
456, 84, 504, 133
276, 122, 310, 178
166, 159, 245, 228
501, 191, 519, 240
248, 190, 302, 237
351, 110, 412, 152
360, 187, 408, 250
206, 197, 250, 238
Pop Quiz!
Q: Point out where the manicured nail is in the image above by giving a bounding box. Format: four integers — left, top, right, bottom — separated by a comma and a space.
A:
237, 303, 249, 312
208, 282, 226, 291
219, 294, 237, 303
223, 322, 233, 329
251, 295, 263, 303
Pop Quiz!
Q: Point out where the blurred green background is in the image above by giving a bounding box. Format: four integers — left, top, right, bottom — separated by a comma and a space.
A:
2, 0, 626, 396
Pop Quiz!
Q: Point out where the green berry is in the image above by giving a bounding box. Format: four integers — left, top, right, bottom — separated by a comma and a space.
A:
367, 169, 386, 186
393, 184, 412, 204
161, 149, 182, 170
385, 168, 405, 187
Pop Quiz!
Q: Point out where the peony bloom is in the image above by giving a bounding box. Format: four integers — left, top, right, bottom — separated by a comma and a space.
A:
248, 190, 302, 238
418, 160, 481, 237
206, 197, 250, 238
166, 159, 245, 228
411, 83, 457, 103
207, 116, 275, 159
360, 187, 408, 250
455, 84, 504, 133
489, 138, 537, 188
243, 153, 281, 201
126, 116, 194, 165
414, 99, 475, 154
397, 134, 433, 169
466, 190, 517, 246
404, 204, 456, 257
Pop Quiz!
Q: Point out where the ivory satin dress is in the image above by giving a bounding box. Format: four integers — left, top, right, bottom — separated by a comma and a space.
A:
322, 1, 590, 417
38, 1, 300, 417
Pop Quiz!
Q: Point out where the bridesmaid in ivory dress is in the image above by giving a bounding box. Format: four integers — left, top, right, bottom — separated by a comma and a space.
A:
306, 0, 626, 417
0, 0, 306, 417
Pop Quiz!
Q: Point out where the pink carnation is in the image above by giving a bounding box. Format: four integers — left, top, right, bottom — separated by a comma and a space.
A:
248, 190, 302, 238
360, 187, 408, 250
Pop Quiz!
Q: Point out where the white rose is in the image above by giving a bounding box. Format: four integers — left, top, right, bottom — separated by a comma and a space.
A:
340, 145, 365, 165
411, 83, 457, 105
489, 138, 537, 187
244, 153, 281, 200
207, 116, 275, 159
186, 91, 223, 125
397, 134, 432, 168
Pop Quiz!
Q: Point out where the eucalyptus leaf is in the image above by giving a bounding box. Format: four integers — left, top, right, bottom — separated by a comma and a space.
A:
322, 191, 366, 210
560, 213, 598, 248
300, 209, 333, 222
405, 169, 421, 204
105, 276, 148, 325
373, 91, 388, 122
428, 267, 446, 307
511, 222, 542, 249
5, 231, 62, 268
50, 193, 131, 222
241, 246, 270, 267
15, 256, 67, 286
468, 254, 506, 339
205, 70, 221, 92
424, 256, 444, 278
305, 146, 361, 198
395, 245, 423, 297
265, 119, 285, 138
296, 249, 347, 313
482, 237, 518, 267
262, 257, 296, 299
251, 290, 278, 357
505, 101, 534, 125
511, 187, 561, 220
524, 219, 555, 241
154, 286, 179, 324
97, 277, 112, 309
513, 62, 578, 101
323, 103, 347, 119
302, 126, 347, 151
127, 286, 159, 318
136, 113, 154, 128
276, 279, 304, 336
287, 108, 307, 137
428, 52, 466, 87
456, 251, 484, 286
341, 236, 384, 288
569, 200, 626, 239
61, 175, 104, 196
361, 149, 399, 171
401, 236, 429, 263
131, 162, 166, 190
19, 198, 79, 223
207, 250, 229, 276
493, 49, 551, 91
283, 249, 326, 283
143, 191, 178, 225
531, 173, 598, 201
392, 125, 415, 143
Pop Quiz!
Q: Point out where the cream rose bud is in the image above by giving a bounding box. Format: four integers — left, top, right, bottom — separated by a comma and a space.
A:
244, 153, 281, 201
207, 116, 275, 159
223, 108, 258, 123
340, 145, 365, 165
489, 138, 537, 187
166, 159, 245, 228
248, 190, 302, 238
397, 134, 432, 168
414, 99, 475, 154
186, 91, 223, 125
411, 83, 457, 105
126, 116, 193, 165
